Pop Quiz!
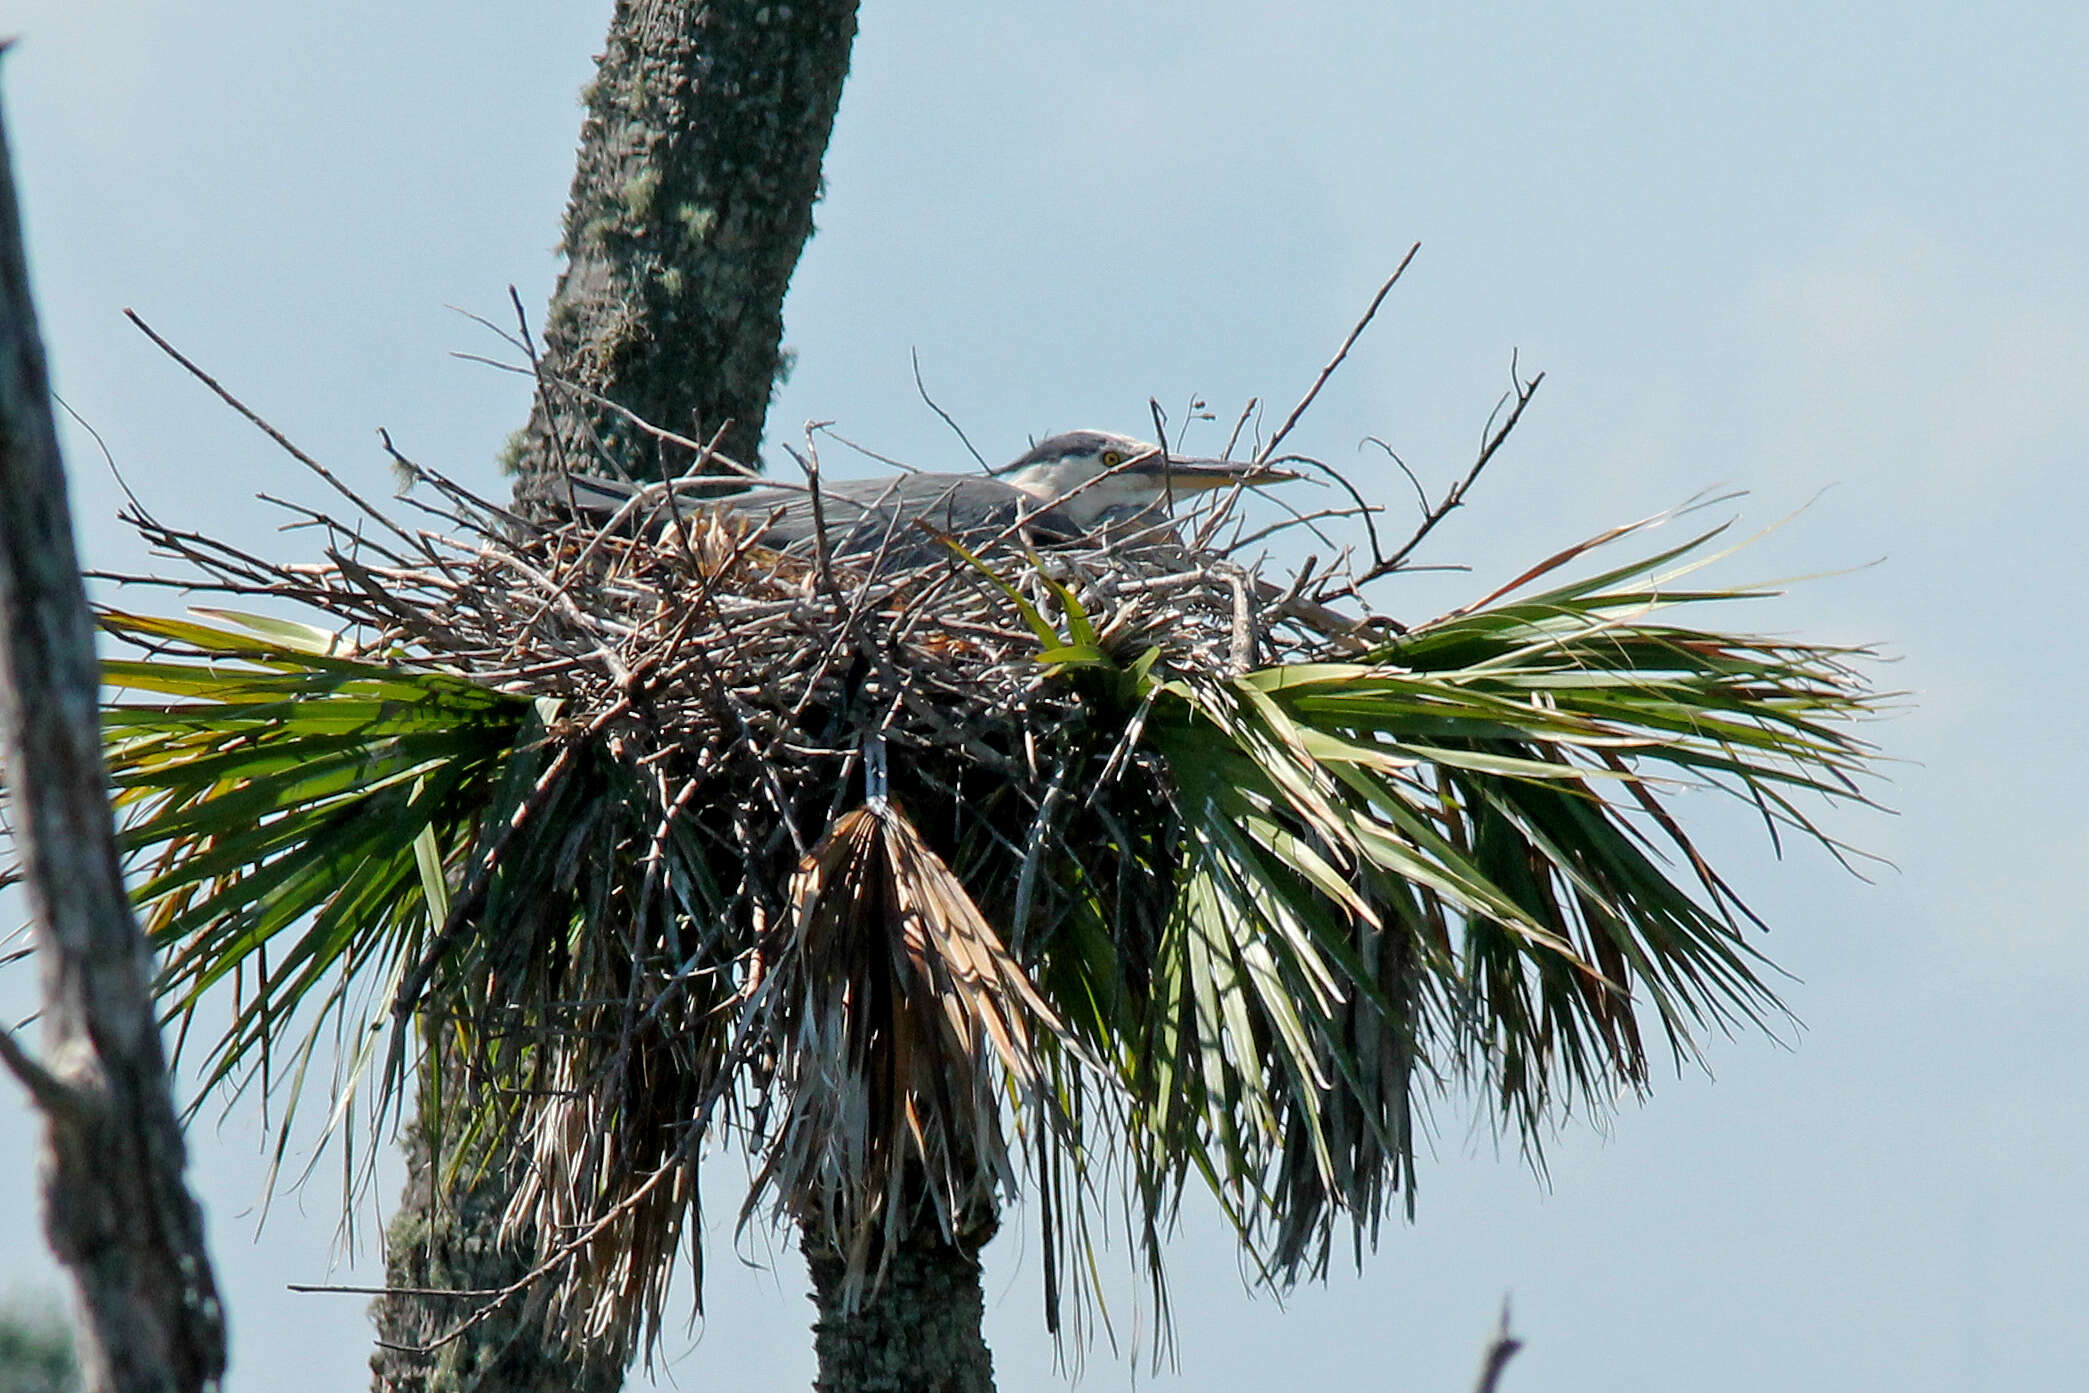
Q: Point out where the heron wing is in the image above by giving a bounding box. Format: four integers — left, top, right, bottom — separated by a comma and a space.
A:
558, 472, 1076, 566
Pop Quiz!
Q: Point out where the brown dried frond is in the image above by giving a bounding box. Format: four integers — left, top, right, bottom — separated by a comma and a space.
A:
751, 800, 1069, 1306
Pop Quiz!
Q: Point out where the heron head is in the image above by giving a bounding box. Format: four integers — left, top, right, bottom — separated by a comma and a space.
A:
994, 430, 1296, 528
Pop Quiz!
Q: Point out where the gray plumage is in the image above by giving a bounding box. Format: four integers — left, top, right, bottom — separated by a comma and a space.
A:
560, 430, 1293, 567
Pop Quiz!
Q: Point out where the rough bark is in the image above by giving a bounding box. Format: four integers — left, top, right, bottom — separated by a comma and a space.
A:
515, 0, 864, 497
376, 4, 862, 1389
368, 1109, 619, 1393
803, 1225, 998, 1393
0, 89, 228, 1393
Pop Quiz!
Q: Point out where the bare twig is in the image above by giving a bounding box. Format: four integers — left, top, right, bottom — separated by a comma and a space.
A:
53, 391, 150, 520
813, 426, 928, 475
912, 348, 988, 470
786, 429, 841, 601
506, 285, 578, 498
452, 349, 761, 483
1352, 356, 1545, 587
125, 308, 433, 560
1258, 242, 1422, 464
1221, 396, 1259, 461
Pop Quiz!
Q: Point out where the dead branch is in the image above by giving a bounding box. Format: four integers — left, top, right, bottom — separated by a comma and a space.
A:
1471, 1300, 1523, 1393
0, 99, 227, 1393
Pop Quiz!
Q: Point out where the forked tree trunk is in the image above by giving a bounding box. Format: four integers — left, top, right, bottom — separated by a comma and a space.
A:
802, 1227, 998, 1393
374, 3, 860, 1390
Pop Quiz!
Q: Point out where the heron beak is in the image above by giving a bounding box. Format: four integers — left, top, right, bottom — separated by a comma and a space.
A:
1127, 455, 1300, 492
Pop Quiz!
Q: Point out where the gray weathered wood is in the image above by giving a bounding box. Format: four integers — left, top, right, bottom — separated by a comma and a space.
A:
0, 78, 228, 1393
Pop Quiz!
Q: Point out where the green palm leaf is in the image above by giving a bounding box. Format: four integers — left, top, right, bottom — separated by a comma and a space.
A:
99, 611, 538, 1144
1019, 517, 1881, 1284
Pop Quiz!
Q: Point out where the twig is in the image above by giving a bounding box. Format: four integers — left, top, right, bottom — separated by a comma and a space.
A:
505, 285, 578, 500
53, 391, 150, 521
453, 350, 763, 484
124, 308, 431, 559
786, 430, 841, 601
1297, 448, 1386, 564
912, 348, 988, 470
1355, 359, 1545, 589
1176, 393, 1214, 451
374, 1143, 691, 1355
1221, 397, 1259, 461
446, 300, 533, 360
257, 494, 422, 568
288, 1283, 509, 1299
0, 1025, 78, 1118
1226, 503, 1375, 554
1258, 242, 1421, 464
380, 428, 540, 535
1370, 434, 1433, 517
812, 426, 928, 476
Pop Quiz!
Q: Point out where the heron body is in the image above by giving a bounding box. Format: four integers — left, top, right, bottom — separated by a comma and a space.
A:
563, 430, 1292, 566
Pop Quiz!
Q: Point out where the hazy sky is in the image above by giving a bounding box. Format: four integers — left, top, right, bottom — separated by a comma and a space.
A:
5, 4, 2086, 1390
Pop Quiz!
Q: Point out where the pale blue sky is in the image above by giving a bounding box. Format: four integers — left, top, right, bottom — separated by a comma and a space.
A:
4, 4, 2085, 1390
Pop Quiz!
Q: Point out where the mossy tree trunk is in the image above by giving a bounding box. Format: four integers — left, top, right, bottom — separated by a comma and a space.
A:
369, 1108, 610, 1393
802, 1226, 998, 1393
374, 3, 861, 1391
514, 0, 863, 496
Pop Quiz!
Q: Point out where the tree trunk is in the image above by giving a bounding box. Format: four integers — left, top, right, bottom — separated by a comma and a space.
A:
515, 0, 864, 494
0, 92, 227, 1393
375, 3, 861, 1388
368, 1108, 620, 1393
802, 1223, 998, 1393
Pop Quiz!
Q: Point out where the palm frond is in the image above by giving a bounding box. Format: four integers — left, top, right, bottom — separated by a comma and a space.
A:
1028, 515, 1883, 1284
750, 799, 1075, 1304
71, 473, 1884, 1366
102, 610, 536, 1146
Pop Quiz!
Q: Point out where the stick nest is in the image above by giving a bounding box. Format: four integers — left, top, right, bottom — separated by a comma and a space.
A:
113, 460, 1363, 1359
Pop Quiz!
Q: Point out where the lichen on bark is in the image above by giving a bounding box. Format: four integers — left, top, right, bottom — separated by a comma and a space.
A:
515, 0, 863, 496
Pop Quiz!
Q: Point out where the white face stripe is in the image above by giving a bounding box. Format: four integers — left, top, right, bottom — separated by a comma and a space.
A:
1002, 456, 1125, 503
996, 430, 1294, 529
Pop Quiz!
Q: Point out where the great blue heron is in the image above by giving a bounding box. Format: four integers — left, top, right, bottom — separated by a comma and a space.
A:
560, 430, 1295, 567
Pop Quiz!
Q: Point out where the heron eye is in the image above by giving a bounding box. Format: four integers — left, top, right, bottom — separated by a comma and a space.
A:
1100, 450, 1124, 467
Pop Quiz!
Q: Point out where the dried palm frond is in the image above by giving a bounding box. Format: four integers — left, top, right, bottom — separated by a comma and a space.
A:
752, 795, 1070, 1307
